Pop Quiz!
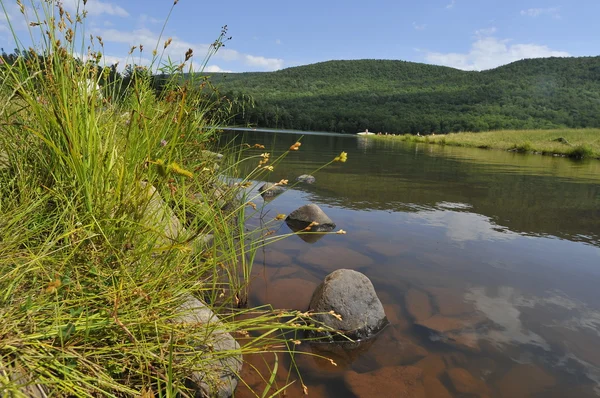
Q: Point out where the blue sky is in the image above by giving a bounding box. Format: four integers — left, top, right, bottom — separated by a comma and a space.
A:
1, 0, 599, 72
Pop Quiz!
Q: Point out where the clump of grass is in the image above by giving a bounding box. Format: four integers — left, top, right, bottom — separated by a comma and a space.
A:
372, 129, 600, 159
0, 1, 340, 396
568, 144, 594, 159
512, 141, 534, 153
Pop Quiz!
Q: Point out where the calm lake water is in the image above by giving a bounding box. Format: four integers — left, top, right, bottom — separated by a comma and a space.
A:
225, 130, 600, 398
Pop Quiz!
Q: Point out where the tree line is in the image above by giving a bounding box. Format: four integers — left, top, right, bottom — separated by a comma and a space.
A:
204, 57, 600, 134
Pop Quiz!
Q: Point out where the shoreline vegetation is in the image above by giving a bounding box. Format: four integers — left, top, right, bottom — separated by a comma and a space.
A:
370, 129, 600, 160
0, 2, 344, 397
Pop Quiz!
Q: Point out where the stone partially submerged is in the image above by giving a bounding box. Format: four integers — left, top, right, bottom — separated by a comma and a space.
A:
295, 174, 315, 184
307, 269, 388, 341
258, 183, 285, 198
285, 204, 336, 233
176, 295, 242, 398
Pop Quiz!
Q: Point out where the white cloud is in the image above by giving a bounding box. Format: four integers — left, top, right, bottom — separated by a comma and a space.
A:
62, 0, 129, 17
413, 22, 426, 31
475, 27, 497, 36
446, 0, 456, 9
94, 27, 284, 71
424, 35, 570, 71
275, 39, 282, 45
520, 7, 560, 18
244, 54, 284, 70
139, 14, 162, 25
203, 65, 233, 73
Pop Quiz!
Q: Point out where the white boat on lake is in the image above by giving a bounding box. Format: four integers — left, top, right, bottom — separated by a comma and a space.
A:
357, 129, 375, 136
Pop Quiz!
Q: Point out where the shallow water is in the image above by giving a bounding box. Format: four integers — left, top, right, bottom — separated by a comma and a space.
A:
225, 130, 600, 397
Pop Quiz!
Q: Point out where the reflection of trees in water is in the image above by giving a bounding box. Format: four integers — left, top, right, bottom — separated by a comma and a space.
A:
220, 130, 600, 248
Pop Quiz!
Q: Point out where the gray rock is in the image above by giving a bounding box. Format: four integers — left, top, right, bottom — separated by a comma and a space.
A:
0, 363, 47, 397
201, 150, 224, 162
0, 150, 9, 170
139, 182, 187, 245
296, 174, 315, 184
258, 183, 285, 198
175, 295, 242, 398
307, 269, 388, 341
285, 204, 335, 232
552, 137, 571, 145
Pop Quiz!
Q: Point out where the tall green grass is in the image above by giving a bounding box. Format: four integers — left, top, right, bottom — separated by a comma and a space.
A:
373, 129, 600, 159
0, 1, 340, 396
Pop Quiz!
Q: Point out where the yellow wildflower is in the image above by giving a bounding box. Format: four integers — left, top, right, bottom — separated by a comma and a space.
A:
168, 162, 194, 178
275, 214, 286, 220
289, 142, 301, 151
277, 179, 289, 185
263, 165, 274, 172
334, 151, 348, 162
336, 229, 347, 235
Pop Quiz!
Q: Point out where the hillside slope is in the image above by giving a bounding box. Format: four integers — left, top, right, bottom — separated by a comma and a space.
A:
203, 57, 600, 133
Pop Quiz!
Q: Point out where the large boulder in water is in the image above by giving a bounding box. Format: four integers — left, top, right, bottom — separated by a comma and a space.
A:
285, 204, 336, 232
307, 269, 388, 341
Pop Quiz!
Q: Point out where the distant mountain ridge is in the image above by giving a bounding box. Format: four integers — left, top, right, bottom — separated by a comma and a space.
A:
202, 57, 600, 133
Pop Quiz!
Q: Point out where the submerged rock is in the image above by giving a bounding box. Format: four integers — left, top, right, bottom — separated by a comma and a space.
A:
497, 363, 556, 398
296, 174, 315, 184
285, 203, 336, 233
405, 289, 433, 322
298, 246, 373, 271
446, 367, 491, 397
307, 269, 388, 341
345, 366, 426, 398
175, 296, 242, 398
258, 182, 285, 198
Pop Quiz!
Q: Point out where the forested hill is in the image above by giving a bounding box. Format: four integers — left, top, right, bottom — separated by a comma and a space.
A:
204, 57, 600, 134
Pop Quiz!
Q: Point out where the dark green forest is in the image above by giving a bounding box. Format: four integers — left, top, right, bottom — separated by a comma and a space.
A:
203, 57, 600, 134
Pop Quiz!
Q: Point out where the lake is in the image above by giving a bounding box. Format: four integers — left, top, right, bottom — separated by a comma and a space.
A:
225, 129, 600, 398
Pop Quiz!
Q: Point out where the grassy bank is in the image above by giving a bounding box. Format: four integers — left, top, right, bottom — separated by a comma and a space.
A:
372, 129, 600, 159
0, 2, 339, 396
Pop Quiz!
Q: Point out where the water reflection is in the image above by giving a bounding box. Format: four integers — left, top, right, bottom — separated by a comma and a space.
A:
408, 208, 518, 244
223, 130, 600, 397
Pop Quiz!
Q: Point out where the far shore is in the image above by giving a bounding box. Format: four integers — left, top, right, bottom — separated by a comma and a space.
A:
370, 129, 600, 159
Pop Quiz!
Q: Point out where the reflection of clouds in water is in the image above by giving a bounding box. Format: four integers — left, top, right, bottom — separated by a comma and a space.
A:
409, 208, 518, 243
436, 201, 473, 210
466, 286, 600, 393
465, 286, 549, 349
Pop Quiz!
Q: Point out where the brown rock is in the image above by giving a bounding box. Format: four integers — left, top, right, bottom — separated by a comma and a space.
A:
383, 303, 411, 331
366, 241, 410, 257
442, 352, 468, 368
345, 366, 426, 398
258, 249, 292, 267
444, 331, 481, 353
371, 330, 429, 367
298, 246, 373, 271
497, 363, 556, 398
416, 314, 484, 333
446, 367, 490, 396
235, 352, 330, 398
405, 289, 433, 322
423, 376, 452, 398
466, 357, 497, 382
415, 355, 447, 378
427, 287, 475, 316
252, 277, 318, 310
